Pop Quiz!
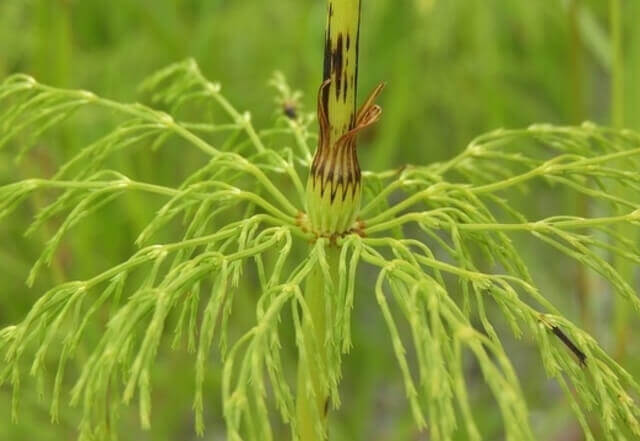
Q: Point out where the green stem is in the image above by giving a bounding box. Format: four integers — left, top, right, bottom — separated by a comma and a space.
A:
322, 0, 362, 144
296, 258, 328, 441
568, 0, 592, 329
305, 0, 374, 236
610, 0, 624, 129
296, 246, 339, 441
568, 0, 585, 123
27, 0, 74, 285
297, 2, 363, 436
610, 0, 631, 361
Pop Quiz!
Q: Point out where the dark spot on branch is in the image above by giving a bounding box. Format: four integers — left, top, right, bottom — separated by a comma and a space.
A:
551, 326, 586, 366
283, 102, 297, 120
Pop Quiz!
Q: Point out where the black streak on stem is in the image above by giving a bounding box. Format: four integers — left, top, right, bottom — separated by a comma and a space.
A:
322, 7, 332, 115
334, 33, 344, 101
552, 326, 587, 366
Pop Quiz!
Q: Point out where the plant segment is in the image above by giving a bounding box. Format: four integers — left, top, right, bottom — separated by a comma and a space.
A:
304, 0, 383, 238
298, 2, 384, 439
1, 7, 640, 441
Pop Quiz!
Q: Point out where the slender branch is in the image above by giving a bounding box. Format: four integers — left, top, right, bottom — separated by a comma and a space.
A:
365, 210, 639, 235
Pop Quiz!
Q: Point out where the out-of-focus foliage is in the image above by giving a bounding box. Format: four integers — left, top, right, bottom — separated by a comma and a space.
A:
0, 1, 639, 440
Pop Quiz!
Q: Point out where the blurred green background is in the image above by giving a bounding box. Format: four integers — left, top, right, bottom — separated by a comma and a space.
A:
1, 0, 639, 440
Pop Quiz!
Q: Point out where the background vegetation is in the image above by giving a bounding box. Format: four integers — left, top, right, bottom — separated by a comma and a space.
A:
1, 0, 639, 440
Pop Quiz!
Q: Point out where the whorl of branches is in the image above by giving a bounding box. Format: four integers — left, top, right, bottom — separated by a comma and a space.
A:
0, 60, 639, 441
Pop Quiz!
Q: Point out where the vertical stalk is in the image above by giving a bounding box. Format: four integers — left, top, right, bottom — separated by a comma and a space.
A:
296, 248, 338, 441
322, 0, 362, 145
297, 2, 371, 438
28, 0, 74, 285
568, 0, 585, 124
610, 0, 630, 361
36, 0, 73, 87
305, 0, 383, 237
632, 0, 640, 129
610, 0, 624, 129
306, 0, 364, 237
567, 0, 592, 331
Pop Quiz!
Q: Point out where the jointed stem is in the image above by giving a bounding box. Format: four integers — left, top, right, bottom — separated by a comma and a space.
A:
322, 0, 362, 144
296, 251, 332, 441
297, 0, 362, 438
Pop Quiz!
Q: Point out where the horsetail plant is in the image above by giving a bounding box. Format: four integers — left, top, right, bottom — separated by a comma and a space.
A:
2, 1, 640, 440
